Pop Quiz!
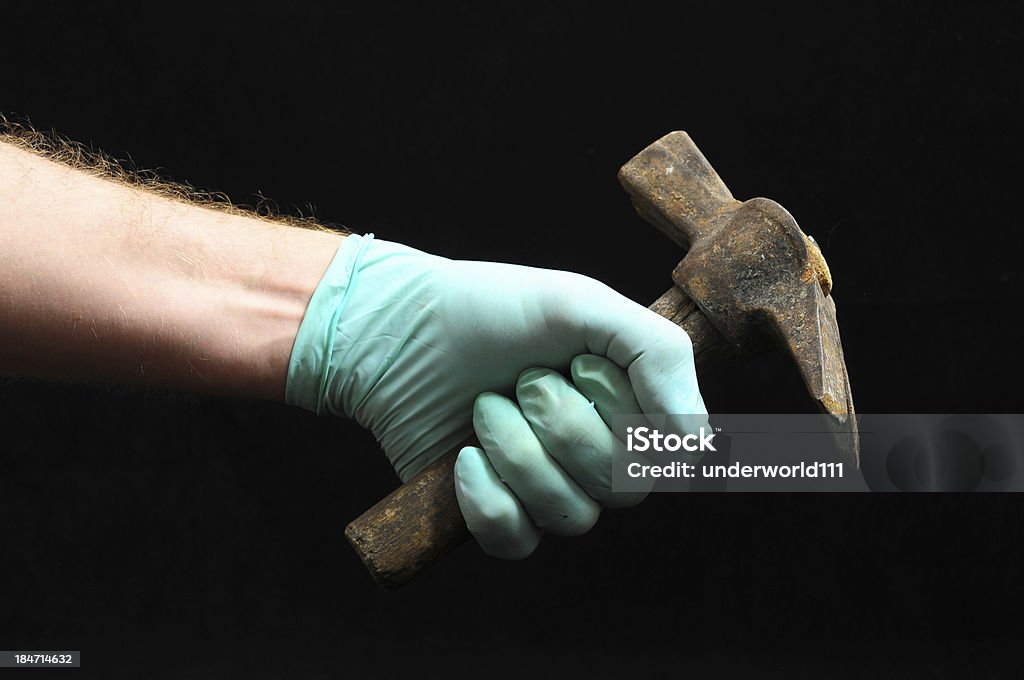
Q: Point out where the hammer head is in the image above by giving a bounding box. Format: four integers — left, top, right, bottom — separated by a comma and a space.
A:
618, 132, 858, 462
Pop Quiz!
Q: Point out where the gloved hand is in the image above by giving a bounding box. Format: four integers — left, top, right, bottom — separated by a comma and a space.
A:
286, 234, 706, 557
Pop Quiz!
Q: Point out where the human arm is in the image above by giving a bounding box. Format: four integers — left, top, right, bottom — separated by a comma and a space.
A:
0, 136, 707, 559
0, 139, 342, 398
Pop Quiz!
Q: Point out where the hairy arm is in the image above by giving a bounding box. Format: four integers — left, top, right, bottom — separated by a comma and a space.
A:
0, 131, 707, 562
0, 139, 343, 399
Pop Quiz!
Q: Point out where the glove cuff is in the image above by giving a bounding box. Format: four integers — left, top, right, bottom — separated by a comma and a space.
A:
285, 233, 375, 414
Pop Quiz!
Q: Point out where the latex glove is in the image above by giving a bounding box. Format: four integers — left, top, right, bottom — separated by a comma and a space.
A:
457, 354, 672, 558
286, 234, 706, 553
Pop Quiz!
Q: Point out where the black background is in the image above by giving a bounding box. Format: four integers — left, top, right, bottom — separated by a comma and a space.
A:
2, 1, 1023, 677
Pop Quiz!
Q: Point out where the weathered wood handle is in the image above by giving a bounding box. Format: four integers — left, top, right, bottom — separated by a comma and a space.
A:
344, 285, 729, 589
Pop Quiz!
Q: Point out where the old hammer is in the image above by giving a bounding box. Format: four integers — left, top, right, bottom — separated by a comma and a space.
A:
344, 131, 857, 589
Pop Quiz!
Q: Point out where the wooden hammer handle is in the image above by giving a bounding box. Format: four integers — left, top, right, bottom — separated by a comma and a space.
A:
344, 285, 728, 589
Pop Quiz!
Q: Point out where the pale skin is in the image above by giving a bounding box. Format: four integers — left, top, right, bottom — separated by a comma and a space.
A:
0, 140, 344, 399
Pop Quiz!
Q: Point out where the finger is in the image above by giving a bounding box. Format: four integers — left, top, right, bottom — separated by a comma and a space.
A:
576, 288, 709, 434
516, 368, 651, 508
570, 353, 643, 431
454, 446, 543, 559
571, 353, 704, 471
474, 393, 601, 536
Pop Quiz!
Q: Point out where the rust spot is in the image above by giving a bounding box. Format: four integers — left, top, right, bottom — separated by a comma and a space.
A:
819, 393, 847, 417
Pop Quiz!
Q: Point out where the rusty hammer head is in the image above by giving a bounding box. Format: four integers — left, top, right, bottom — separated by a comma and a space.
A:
618, 131, 858, 462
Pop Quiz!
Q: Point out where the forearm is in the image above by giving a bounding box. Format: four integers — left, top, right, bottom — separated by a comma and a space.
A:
0, 141, 343, 400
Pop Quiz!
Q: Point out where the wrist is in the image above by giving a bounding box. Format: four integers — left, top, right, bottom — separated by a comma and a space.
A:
217, 221, 345, 401
284, 233, 375, 413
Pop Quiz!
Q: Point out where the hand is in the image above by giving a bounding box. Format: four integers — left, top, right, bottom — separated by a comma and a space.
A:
457, 354, 673, 558
285, 234, 706, 555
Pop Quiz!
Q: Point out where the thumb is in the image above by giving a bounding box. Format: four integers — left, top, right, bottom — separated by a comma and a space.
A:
575, 283, 708, 429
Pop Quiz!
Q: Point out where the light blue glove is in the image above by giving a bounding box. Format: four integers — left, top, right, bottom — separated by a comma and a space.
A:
286, 234, 706, 557
457, 354, 669, 558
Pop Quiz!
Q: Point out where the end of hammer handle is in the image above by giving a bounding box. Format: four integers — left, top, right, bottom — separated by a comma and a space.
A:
345, 446, 471, 590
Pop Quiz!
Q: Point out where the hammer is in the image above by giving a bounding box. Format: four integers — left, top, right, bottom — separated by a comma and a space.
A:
344, 132, 858, 589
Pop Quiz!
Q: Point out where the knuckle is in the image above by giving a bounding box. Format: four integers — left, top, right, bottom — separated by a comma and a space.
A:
490, 443, 534, 479
516, 371, 567, 419
544, 422, 593, 455
657, 316, 694, 351
544, 273, 618, 321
